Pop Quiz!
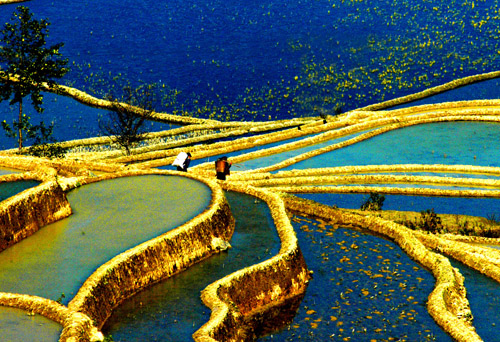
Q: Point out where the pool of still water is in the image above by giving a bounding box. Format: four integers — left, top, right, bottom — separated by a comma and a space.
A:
0, 307, 62, 342
0, 180, 41, 203
260, 217, 452, 342
101, 191, 280, 341
0, 175, 211, 305
236, 122, 500, 172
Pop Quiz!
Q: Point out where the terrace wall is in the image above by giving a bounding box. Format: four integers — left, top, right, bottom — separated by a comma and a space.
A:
0, 180, 71, 252
63, 172, 235, 341
193, 184, 311, 342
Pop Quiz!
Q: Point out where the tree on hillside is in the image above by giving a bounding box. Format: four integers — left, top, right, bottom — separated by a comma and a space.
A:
100, 83, 156, 155
0, 6, 68, 151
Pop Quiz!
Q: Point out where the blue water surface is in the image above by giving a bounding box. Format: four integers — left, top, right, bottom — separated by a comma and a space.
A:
2, 1, 500, 148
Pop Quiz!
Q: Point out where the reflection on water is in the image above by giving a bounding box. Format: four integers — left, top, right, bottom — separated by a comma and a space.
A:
0, 176, 210, 305
0, 307, 61, 342
260, 217, 451, 341
102, 191, 280, 341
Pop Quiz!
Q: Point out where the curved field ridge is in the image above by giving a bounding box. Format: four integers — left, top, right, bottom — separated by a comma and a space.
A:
0, 178, 71, 252
0, 164, 235, 341
193, 183, 310, 342
282, 195, 481, 342
62, 170, 234, 331
0, 71, 500, 341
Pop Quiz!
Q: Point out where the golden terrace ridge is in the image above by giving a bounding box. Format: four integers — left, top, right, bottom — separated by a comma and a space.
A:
1, 70, 500, 341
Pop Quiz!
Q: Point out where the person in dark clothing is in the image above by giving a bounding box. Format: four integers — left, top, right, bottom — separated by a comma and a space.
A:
215, 156, 231, 180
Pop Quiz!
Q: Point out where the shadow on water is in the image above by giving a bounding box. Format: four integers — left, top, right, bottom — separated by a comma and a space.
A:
102, 191, 281, 341
259, 216, 452, 341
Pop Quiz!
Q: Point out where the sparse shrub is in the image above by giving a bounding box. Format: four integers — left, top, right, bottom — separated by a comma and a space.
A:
55, 293, 65, 304
360, 192, 385, 211
487, 213, 500, 225
418, 209, 443, 233
404, 208, 444, 234
26, 121, 67, 158
482, 228, 500, 238
334, 104, 343, 115
28, 142, 67, 158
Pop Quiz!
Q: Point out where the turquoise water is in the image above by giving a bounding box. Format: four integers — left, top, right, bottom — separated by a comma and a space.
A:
159, 131, 327, 170
102, 191, 280, 341
278, 122, 500, 171
235, 131, 368, 171
0, 175, 211, 305
0, 180, 40, 203
0, 1, 499, 340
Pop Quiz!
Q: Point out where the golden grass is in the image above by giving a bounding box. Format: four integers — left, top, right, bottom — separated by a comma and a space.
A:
193, 183, 310, 342
2, 72, 500, 341
282, 195, 482, 342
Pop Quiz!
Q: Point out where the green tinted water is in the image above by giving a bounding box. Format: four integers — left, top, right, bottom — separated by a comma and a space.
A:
0, 307, 61, 342
0, 175, 211, 305
102, 191, 280, 341
0, 180, 41, 203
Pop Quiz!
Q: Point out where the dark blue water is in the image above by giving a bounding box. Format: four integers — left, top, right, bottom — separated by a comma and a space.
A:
450, 259, 500, 342
260, 218, 452, 341
102, 191, 280, 341
2, 1, 500, 148
297, 193, 500, 219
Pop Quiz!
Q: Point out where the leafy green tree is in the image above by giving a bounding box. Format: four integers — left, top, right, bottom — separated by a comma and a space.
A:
100, 83, 156, 155
0, 6, 68, 150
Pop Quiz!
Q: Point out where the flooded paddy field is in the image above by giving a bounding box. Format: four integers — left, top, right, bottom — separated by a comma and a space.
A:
1, 0, 500, 340
0, 175, 211, 304
102, 191, 280, 341
260, 216, 452, 341
0, 180, 40, 203
450, 259, 500, 341
0, 306, 61, 342
281, 122, 500, 171
296, 193, 500, 219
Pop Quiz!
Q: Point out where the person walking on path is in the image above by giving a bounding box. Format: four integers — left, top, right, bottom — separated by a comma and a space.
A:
172, 152, 192, 172
215, 156, 231, 180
